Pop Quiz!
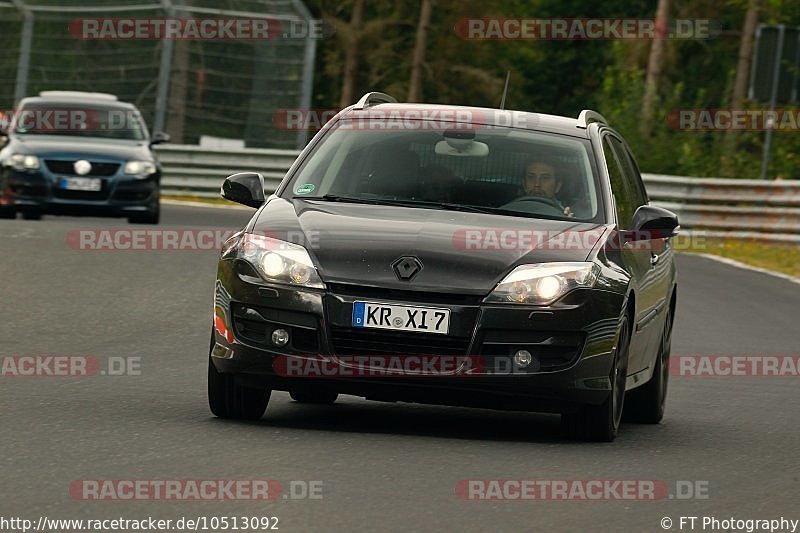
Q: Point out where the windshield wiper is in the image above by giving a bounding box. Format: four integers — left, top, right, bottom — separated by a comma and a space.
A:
301, 194, 383, 205
374, 199, 500, 214
304, 195, 510, 215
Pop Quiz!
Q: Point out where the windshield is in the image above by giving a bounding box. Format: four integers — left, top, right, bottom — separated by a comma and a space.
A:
10, 102, 148, 141
283, 119, 602, 222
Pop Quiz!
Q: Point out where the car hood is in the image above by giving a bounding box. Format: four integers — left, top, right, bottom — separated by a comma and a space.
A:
253, 198, 609, 295
8, 134, 151, 161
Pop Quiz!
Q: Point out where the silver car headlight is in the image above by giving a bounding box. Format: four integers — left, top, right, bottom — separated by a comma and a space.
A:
229, 233, 325, 289
9, 153, 40, 170
124, 160, 156, 176
485, 262, 600, 305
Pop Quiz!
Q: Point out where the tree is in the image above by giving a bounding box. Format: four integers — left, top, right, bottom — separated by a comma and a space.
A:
408, 0, 433, 102
339, 0, 365, 108
641, 0, 671, 136
731, 0, 760, 105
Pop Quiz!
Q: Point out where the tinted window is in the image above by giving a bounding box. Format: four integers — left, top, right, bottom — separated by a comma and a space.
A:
602, 135, 637, 228
284, 121, 603, 222
11, 103, 147, 141
611, 138, 647, 208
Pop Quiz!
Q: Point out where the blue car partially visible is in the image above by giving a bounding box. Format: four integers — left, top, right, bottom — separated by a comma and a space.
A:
0, 91, 169, 224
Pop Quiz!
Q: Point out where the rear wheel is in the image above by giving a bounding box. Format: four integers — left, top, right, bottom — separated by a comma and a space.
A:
625, 304, 673, 423
290, 389, 338, 405
562, 315, 630, 442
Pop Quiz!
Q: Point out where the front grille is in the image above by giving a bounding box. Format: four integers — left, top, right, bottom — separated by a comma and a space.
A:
45, 160, 120, 177
330, 326, 470, 357
327, 283, 483, 305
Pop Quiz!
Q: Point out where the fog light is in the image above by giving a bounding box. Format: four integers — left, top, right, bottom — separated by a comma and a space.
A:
271, 328, 290, 347
513, 349, 533, 368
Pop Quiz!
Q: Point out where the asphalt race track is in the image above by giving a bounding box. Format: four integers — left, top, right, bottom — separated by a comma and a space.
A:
1, 204, 798, 532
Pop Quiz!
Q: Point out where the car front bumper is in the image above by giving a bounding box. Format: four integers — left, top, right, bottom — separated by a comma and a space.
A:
211, 260, 626, 413
3, 168, 158, 215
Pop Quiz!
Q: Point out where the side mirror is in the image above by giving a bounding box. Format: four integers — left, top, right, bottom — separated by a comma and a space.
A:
221, 172, 266, 208
628, 205, 679, 240
150, 131, 170, 145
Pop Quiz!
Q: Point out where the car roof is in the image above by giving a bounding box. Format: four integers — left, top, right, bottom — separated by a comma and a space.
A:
18, 93, 137, 110
341, 103, 591, 138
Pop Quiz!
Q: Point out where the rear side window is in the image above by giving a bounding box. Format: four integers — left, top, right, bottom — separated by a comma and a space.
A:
602, 135, 637, 228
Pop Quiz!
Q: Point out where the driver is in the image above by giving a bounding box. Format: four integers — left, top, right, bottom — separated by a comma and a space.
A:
522, 158, 574, 217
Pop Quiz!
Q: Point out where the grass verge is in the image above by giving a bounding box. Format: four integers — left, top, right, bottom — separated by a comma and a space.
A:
677, 236, 800, 278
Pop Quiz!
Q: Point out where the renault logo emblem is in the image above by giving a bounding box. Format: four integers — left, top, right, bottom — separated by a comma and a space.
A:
392, 256, 423, 281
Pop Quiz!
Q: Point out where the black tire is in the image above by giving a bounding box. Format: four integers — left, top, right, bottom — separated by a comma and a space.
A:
208, 335, 270, 420
625, 303, 673, 424
20, 209, 42, 220
562, 315, 631, 442
290, 389, 339, 405
128, 202, 160, 224
0, 207, 16, 219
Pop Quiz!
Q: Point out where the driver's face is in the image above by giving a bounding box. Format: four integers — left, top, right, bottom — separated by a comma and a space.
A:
524, 162, 560, 198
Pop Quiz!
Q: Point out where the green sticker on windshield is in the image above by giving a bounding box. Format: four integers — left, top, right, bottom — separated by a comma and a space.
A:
295, 183, 315, 195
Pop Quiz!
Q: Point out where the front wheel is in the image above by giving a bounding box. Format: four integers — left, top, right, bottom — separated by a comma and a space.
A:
128, 202, 160, 224
562, 314, 630, 442
208, 356, 270, 420
20, 209, 42, 220
625, 304, 673, 423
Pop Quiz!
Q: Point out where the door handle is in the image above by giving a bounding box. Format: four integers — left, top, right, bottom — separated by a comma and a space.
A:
650, 253, 660, 266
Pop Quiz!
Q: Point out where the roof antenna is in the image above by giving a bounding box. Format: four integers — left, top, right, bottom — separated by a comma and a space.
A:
499, 71, 511, 110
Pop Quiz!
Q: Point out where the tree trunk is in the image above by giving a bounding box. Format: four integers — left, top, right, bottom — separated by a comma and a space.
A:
731, 0, 760, 105
408, 0, 432, 102
339, 0, 364, 108
641, 0, 671, 136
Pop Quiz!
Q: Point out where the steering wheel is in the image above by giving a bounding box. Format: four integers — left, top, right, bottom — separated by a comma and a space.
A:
500, 195, 564, 215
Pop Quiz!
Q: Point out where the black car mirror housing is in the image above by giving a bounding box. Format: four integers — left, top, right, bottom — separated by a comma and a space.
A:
221, 172, 266, 208
628, 205, 679, 241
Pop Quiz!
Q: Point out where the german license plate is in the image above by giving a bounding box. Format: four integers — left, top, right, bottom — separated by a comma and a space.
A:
61, 177, 101, 191
352, 301, 450, 334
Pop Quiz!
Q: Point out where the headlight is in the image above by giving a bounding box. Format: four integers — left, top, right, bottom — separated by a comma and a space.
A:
9, 153, 40, 170
484, 262, 600, 305
124, 160, 156, 175
229, 233, 325, 289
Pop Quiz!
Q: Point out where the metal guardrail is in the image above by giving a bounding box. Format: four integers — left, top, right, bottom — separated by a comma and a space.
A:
156, 145, 800, 243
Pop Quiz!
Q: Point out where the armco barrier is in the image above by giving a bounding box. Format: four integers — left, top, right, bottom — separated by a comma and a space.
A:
156, 145, 800, 243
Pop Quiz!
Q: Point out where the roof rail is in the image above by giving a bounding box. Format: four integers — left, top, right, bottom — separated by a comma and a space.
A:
38, 91, 118, 101
353, 91, 397, 110
576, 109, 607, 129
